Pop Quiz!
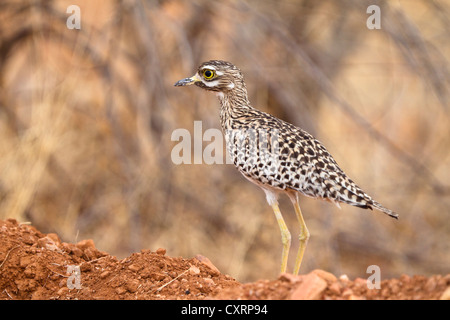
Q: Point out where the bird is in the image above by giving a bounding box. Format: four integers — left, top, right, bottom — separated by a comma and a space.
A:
174, 60, 398, 275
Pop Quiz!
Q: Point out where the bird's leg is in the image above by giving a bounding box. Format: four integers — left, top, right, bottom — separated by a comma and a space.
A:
270, 203, 291, 274
289, 193, 310, 275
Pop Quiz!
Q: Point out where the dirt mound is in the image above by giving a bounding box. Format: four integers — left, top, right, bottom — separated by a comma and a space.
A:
1, 219, 449, 300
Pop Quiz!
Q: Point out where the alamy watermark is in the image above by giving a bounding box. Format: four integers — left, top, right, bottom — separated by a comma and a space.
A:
367, 5, 381, 29
67, 265, 81, 289
366, 265, 381, 289
66, 5, 81, 30
171, 121, 281, 168
64, 5, 378, 31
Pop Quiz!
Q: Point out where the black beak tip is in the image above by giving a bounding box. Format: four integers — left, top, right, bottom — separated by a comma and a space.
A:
174, 78, 192, 87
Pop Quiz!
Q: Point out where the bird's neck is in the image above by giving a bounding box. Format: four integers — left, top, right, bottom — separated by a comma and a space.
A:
217, 87, 252, 130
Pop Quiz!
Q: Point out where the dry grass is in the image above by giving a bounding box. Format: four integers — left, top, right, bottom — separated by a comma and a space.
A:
0, 0, 448, 282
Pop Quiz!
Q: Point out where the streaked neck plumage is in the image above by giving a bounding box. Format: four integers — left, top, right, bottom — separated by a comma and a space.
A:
217, 82, 253, 130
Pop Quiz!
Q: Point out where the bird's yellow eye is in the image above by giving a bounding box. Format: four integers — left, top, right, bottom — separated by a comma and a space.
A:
203, 69, 215, 79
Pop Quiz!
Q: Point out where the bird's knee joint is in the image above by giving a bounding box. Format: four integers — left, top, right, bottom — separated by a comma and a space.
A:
298, 231, 310, 242
281, 232, 291, 245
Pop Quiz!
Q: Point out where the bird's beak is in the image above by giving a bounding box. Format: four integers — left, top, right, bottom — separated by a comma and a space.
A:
174, 74, 201, 87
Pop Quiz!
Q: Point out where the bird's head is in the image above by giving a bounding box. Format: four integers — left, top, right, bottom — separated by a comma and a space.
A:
174, 60, 245, 94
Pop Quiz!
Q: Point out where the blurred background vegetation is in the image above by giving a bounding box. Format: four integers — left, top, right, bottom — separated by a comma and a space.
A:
0, 0, 448, 282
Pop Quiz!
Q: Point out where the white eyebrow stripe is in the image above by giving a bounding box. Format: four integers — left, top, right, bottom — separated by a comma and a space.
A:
200, 65, 216, 71
215, 70, 224, 76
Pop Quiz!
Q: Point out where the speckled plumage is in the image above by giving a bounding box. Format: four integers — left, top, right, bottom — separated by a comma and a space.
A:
175, 60, 398, 274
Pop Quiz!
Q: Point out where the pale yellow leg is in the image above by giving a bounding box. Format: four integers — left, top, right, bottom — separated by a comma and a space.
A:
271, 203, 291, 274
290, 194, 310, 275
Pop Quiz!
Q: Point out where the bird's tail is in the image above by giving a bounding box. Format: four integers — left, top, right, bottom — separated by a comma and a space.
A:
371, 200, 399, 219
